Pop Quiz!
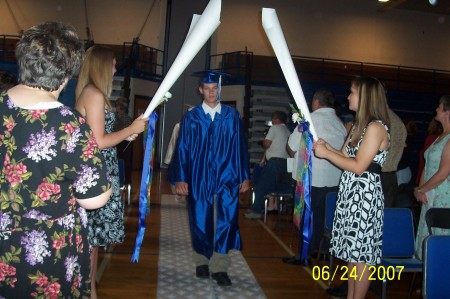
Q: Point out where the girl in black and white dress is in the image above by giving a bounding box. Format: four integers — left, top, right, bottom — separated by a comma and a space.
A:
314, 77, 390, 299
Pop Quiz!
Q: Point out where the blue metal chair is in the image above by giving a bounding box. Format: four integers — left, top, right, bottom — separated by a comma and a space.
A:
381, 208, 423, 299
423, 235, 450, 299
425, 208, 450, 235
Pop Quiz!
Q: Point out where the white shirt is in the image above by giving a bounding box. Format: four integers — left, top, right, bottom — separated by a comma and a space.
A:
288, 108, 347, 187
202, 102, 221, 121
265, 123, 291, 160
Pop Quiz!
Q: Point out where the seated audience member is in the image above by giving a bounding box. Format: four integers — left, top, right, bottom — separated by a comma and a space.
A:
245, 111, 292, 219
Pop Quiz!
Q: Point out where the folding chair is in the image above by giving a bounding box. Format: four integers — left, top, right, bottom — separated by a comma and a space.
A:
317, 191, 337, 285
423, 235, 450, 299
425, 208, 450, 235
118, 158, 131, 207
381, 208, 423, 299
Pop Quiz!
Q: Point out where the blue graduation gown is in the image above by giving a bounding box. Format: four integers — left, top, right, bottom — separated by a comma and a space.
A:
168, 104, 250, 258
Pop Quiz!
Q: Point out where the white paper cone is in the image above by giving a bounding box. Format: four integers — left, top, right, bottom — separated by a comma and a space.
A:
143, 0, 221, 117
262, 8, 317, 140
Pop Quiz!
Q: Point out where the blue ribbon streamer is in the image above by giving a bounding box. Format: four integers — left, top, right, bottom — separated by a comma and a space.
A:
296, 122, 313, 263
131, 112, 158, 263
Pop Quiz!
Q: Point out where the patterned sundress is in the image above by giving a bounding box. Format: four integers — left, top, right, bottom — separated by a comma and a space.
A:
414, 134, 450, 259
87, 110, 125, 246
330, 121, 389, 266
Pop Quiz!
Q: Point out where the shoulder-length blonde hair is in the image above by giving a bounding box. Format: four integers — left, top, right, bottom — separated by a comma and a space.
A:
350, 77, 390, 147
75, 45, 115, 109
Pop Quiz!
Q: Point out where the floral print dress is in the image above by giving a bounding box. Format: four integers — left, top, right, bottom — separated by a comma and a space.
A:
0, 92, 110, 299
87, 110, 124, 247
414, 134, 450, 259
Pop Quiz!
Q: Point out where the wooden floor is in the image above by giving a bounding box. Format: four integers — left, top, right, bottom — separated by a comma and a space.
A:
96, 169, 422, 299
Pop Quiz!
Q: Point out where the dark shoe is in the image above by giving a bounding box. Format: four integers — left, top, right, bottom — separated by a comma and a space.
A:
282, 256, 303, 265
211, 272, 232, 287
282, 256, 310, 266
196, 265, 210, 279
326, 282, 348, 298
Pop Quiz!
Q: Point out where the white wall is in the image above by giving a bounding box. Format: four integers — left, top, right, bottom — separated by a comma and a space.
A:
0, 0, 166, 49
1, 0, 449, 70
217, 0, 450, 70
222, 85, 246, 115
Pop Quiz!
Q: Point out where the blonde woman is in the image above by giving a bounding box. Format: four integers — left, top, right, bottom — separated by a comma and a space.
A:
75, 45, 147, 299
314, 77, 390, 299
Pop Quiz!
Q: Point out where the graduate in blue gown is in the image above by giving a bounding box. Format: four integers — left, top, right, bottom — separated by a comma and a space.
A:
168, 71, 250, 287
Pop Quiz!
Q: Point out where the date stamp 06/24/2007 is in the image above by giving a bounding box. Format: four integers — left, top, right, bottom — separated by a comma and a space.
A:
312, 265, 404, 282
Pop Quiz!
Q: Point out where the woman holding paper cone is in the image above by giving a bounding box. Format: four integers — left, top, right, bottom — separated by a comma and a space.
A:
413, 95, 450, 260
75, 45, 147, 299
314, 77, 390, 299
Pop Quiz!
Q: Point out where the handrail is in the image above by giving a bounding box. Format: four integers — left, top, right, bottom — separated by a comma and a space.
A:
2, 33, 449, 91
0, 35, 20, 64
121, 42, 164, 81
209, 50, 253, 85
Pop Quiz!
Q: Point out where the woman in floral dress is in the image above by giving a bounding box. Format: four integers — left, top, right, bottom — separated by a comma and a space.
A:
314, 77, 390, 299
414, 95, 450, 259
75, 45, 148, 299
0, 22, 112, 298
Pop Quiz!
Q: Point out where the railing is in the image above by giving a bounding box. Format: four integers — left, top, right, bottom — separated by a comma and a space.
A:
0, 35, 165, 83
120, 42, 164, 81
209, 50, 253, 85
0, 35, 19, 64
3, 33, 449, 96
290, 55, 450, 95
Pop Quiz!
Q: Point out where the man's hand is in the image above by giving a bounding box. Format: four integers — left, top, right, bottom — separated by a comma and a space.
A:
239, 180, 250, 193
176, 182, 189, 196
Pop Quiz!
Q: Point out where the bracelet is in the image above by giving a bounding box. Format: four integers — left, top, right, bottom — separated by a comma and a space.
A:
416, 188, 424, 194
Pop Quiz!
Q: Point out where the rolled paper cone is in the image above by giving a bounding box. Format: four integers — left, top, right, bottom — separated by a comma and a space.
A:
143, 0, 221, 118
262, 8, 317, 141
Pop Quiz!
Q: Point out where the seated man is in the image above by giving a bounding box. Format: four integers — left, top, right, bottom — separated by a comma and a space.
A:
245, 111, 293, 219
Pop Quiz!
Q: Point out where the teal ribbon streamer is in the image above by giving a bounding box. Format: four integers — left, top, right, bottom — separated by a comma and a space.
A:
131, 112, 158, 263
294, 121, 313, 263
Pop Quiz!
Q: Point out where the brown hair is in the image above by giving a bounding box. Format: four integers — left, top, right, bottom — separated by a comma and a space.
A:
350, 77, 390, 147
75, 45, 115, 109
427, 118, 442, 136
16, 21, 83, 91
439, 94, 450, 112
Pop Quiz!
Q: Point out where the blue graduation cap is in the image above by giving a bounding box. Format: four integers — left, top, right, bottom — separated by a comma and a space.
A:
194, 70, 231, 101
195, 70, 230, 84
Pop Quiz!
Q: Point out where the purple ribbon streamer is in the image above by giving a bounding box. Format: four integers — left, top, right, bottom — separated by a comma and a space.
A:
296, 121, 313, 263
131, 112, 158, 263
